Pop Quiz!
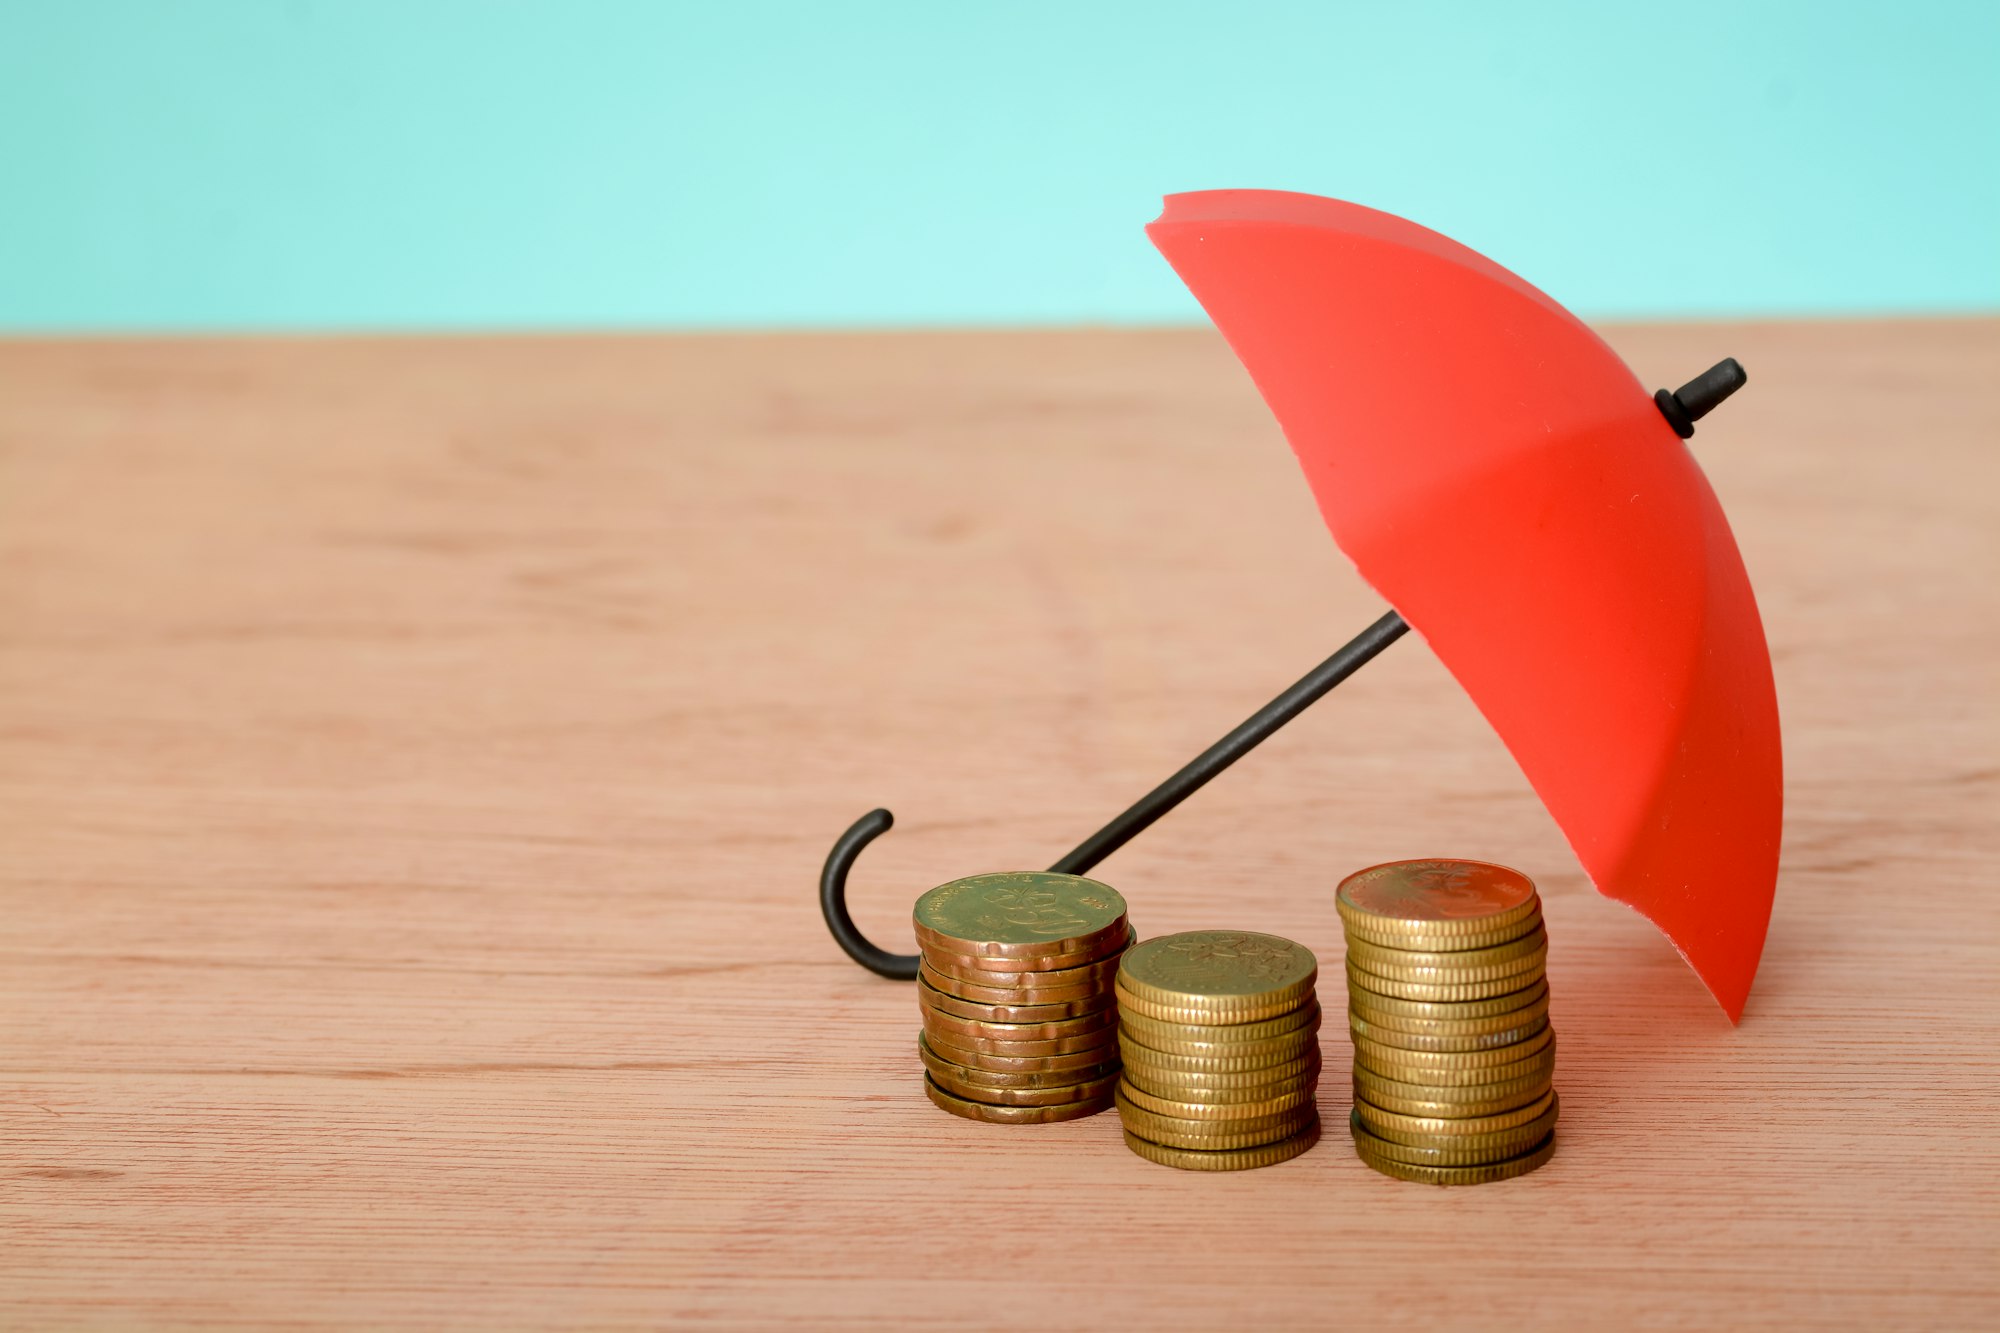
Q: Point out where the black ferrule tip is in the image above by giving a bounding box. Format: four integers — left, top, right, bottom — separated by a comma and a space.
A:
1656, 358, 1747, 439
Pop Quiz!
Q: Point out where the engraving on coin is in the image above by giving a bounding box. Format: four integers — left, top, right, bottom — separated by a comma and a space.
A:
1159, 933, 1301, 987
913, 872, 1126, 954
1119, 930, 1317, 1002
1337, 859, 1536, 925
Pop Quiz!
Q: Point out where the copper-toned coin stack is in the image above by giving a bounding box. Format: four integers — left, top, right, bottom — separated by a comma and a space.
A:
913, 871, 1132, 1123
1338, 859, 1559, 1185
1114, 931, 1323, 1171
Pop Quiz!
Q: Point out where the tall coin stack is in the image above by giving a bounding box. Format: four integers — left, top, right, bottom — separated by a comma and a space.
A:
913, 872, 1133, 1124
1338, 860, 1558, 1184
1114, 931, 1323, 1170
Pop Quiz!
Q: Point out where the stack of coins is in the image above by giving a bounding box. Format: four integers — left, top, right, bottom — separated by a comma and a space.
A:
1338, 859, 1558, 1184
1114, 930, 1323, 1170
913, 871, 1132, 1123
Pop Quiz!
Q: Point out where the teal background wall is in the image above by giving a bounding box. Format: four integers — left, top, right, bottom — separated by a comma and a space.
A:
2, 1, 1995, 333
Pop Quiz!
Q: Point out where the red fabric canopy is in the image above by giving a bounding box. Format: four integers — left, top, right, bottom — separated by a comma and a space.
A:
1150, 190, 1782, 1020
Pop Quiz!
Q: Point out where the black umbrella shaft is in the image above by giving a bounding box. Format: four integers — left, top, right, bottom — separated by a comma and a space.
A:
1050, 609, 1409, 876
822, 358, 1745, 980
817, 608, 1410, 980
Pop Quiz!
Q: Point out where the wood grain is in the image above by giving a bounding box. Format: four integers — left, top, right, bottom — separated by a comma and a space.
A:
2, 321, 1996, 1329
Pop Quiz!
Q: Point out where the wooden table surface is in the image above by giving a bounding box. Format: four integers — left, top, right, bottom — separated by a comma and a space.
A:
3, 320, 1996, 1329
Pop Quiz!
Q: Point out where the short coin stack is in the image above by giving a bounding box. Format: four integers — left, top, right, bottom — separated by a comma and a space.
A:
1338, 860, 1559, 1185
914, 871, 1132, 1123
1114, 930, 1322, 1170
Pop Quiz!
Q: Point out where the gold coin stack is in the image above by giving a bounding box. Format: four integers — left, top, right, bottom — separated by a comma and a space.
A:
1338, 859, 1559, 1185
1114, 930, 1323, 1170
913, 871, 1132, 1123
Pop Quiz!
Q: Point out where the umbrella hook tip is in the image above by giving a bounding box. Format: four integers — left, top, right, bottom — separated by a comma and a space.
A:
820, 807, 919, 980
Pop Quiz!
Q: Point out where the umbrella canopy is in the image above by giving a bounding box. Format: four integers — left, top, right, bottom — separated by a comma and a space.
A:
1148, 190, 1781, 1020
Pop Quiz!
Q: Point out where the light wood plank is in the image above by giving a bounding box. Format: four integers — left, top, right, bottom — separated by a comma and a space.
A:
2, 321, 1996, 1328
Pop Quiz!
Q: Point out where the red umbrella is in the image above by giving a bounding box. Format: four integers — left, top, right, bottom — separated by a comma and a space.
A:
821, 190, 1780, 1023
1147, 190, 1780, 1019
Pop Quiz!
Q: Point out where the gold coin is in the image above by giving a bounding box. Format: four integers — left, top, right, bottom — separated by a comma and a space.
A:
1117, 998, 1322, 1049
924, 1076, 1115, 1123
1345, 925, 1549, 971
1349, 1010, 1549, 1053
1353, 1129, 1556, 1185
1355, 1093, 1560, 1152
919, 962, 1112, 1006
925, 1063, 1123, 1107
921, 924, 1135, 974
1349, 1111, 1543, 1167
917, 976, 1115, 1025
919, 1012, 1121, 1058
915, 1034, 1117, 1088
1349, 948, 1546, 991
1116, 1027, 1319, 1073
1353, 1060, 1552, 1105
1119, 1040, 1322, 1088
1120, 1081, 1315, 1121
1340, 905, 1544, 953
920, 997, 1118, 1044
913, 871, 1128, 959
924, 1028, 1119, 1074
924, 946, 1126, 990
1346, 960, 1544, 1003
1347, 946, 1546, 992
1116, 931, 1317, 1020
1122, 1120, 1320, 1171
1351, 1071, 1551, 1119
1345, 928, 1549, 983
1356, 1041, 1555, 1089
916, 1024, 1120, 1088
1115, 1096, 1317, 1150
1115, 986, 1313, 1027
1120, 1056, 1321, 1104
1126, 1119, 1319, 1153
1344, 976, 1549, 1023
1349, 985, 1550, 1035
1335, 859, 1540, 939
1354, 1087, 1557, 1140
1118, 1113, 1319, 1154
1350, 1025, 1553, 1072
928, 1064, 1120, 1104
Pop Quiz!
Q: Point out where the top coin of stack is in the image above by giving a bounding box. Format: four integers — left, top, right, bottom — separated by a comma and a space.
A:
1337, 860, 1558, 1185
1114, 930, 1323, 1170
913, 872, 1132, 1123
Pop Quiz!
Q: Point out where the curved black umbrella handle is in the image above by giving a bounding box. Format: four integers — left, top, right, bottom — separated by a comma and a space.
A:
820, 610, 1411, 979
820, 808, 919, 979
